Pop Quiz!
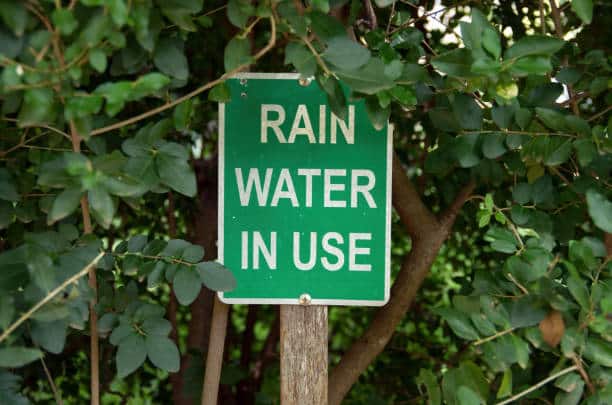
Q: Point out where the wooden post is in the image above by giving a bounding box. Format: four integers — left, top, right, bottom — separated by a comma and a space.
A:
280, 305, 328, 405
201, 296, 229, 405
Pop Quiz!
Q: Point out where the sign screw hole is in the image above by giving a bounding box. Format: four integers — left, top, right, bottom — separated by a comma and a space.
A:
299, 294, 311, 305
240, 78, 248, 86
298, 77, 311, 87
241, 92, 247, 98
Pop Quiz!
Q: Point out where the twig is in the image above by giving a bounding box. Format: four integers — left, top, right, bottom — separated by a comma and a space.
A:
0, 252, 104, 344
539, 0, 546, 34
572, 355, 595, 394
507, 273, 529, 295
588, 105, 612, 122
41, 357, 64, 405
90, 16, 277, 136
473, 327, 516, 346
301, 36, 335, 77
495, 365, 579, 405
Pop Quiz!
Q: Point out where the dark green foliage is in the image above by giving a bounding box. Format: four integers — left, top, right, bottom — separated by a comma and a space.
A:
0, 0, 610, 403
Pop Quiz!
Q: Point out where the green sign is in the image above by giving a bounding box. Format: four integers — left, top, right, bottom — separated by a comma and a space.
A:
218, 73, 391, 306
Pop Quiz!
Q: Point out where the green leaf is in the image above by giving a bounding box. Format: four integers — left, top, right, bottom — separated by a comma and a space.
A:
452, 94, 482, 130
182, 245, 204, 263
510, 56, 552, 75
80, 12, 110, 47
145, 336, 180, 372
323, 36, 370, 70
0, 0, 27, 36
128, 235, 148, 252
482, 28, 501, 60
196, 261, 236, 291
536, 107, 566, 131
504, 35, 564, 59
482, 133, 506, 159
497, 368, 513, 399
431, 49, 474, 78
543, 138, 573, 166
335, 58, 395, 95
156, 147, 196, 197
89, 188, 115, 229
31, 321, 67, 354
586, 189, 612, 232
48, 188, 82, 224
453, 134, 480, 168
142, 318, 172, 336
284, 42, 317, 77
89, 48, 107, 73
0, 347, 42, 368
583, 337, 612, 367
509, 296, 546, 328
208, 82, 231, 102
18, 89, 56, 126
173, 266, 202, 305
227, 0, 253, 28
224, 38, 251, 72
317, 75, 347, 120
0, 170, 19, 202
567, 273, 590, 309
365, 97, 390, 131
95, 81, 131, 116
51, 8, 78, 35
160, 8, 197, 31
154, 37, 189, 81
65, 94, 103, 121
457, 386, 484, 405
416, 368, 441, 405
571, 0, 593, 24
116, 334, 147, 378
0, 296, 14, 329
108, 0, 128, 26
131, 73, 171, 100
173, 99, 193, 131
435, 308, 480, 340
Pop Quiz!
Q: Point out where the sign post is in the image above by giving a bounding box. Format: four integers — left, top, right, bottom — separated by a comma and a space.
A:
218, 73, 392, 403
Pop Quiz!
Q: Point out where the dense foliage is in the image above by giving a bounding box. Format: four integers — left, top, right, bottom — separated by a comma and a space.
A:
0, 0, 610, 404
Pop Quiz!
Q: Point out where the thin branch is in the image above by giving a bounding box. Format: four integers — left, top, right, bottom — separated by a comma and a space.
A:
0, 252, 104, 344
572, 355, 595, 394
90, 16, 277, 136
539, 0, 546, 34
588, 104, 612, 122
301, 36, 335, 77
507, 273, 529, 295
41, 357, 64, 405
473, 327, 516, 346
495, 366, 579, 405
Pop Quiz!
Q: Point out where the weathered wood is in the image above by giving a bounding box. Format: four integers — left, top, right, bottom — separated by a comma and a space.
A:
280, 305, 328, 405
201, 296, 229, 405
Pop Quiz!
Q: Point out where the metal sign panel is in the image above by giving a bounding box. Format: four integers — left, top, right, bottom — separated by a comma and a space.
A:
218, 73, 392, 306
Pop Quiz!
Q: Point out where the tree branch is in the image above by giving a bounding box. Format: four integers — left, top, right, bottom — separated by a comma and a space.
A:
329, 155, 476, 405
392, 153, 439, 239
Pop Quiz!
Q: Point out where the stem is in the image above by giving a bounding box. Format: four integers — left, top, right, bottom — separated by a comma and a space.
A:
41, 357, 64, 405
507, 273, 529, 295
0, 252, 104, 344
69, 121, 99, 405
90, 16, 277, 136
495, 365, 579, 405
301, 36, 335, 77
588, 104, 612, 122
473, 327, 516, 346
572, 355, 595, 394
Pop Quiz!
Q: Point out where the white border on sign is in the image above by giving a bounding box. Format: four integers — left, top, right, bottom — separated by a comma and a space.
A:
217, 73, 393, 306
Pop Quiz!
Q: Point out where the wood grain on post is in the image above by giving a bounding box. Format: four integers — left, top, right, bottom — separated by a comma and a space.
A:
280, 305, 328, 405
200, 296, 229, 405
